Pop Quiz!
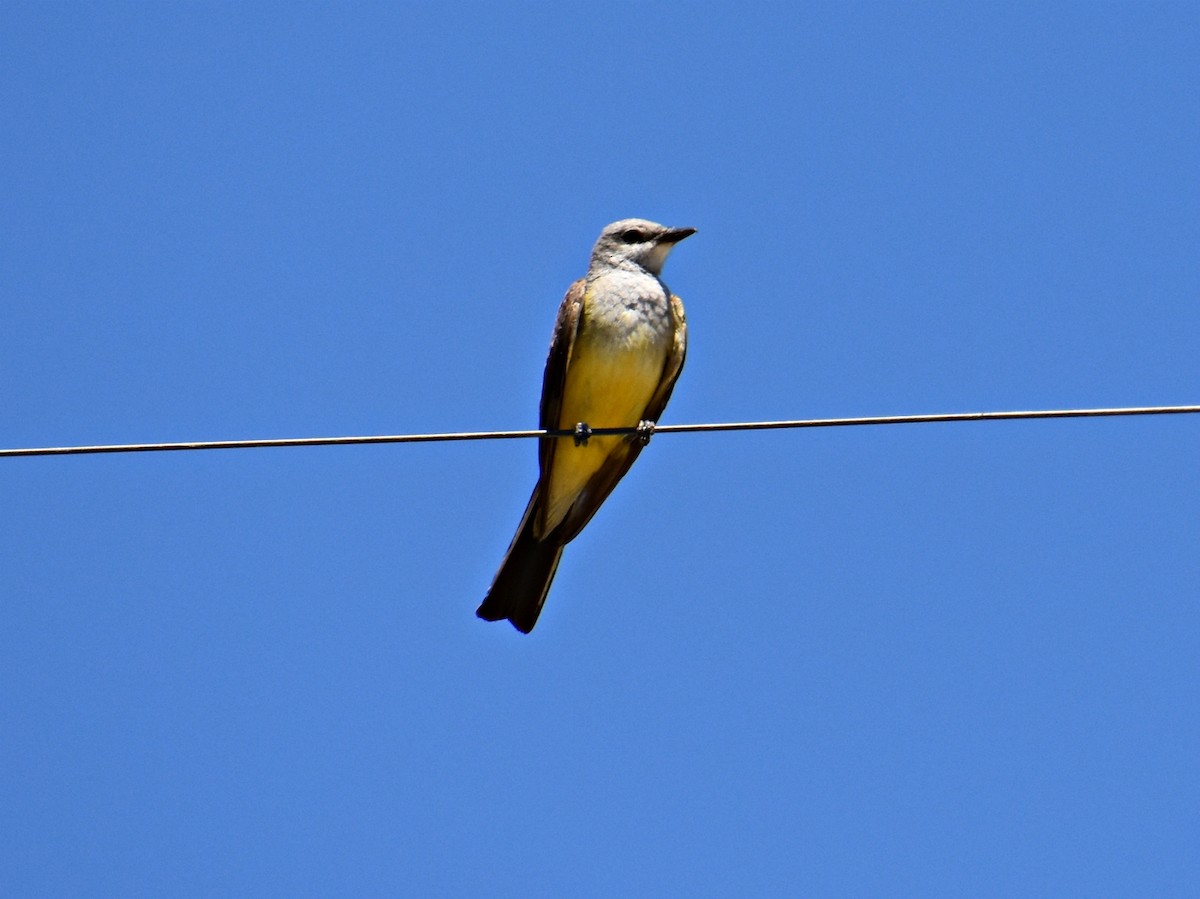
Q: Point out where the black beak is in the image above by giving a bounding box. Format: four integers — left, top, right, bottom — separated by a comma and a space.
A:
660, 227, 697, 244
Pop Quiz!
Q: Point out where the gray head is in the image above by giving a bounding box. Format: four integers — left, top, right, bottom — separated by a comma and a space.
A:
589, 218, 696, 277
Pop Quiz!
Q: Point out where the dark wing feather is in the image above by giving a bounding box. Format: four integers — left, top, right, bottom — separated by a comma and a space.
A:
642, 292, 688, 424
537, 279, 587, 476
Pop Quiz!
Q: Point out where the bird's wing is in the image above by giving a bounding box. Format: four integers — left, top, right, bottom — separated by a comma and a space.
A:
537, 278, 586, 475
642, 292, 688, 424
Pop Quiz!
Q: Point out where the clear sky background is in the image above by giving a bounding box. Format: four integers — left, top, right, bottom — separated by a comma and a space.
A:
3, 3, 1198, 895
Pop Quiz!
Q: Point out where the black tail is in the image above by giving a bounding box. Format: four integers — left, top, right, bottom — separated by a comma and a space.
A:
476, 488, 564, 634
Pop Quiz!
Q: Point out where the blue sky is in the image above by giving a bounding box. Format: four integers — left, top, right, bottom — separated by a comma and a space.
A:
3, 3, 1198, 895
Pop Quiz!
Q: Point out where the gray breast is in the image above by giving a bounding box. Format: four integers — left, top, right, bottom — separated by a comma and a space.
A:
587, 269, 675, 345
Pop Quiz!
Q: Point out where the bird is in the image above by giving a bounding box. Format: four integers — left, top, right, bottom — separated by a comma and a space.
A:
476, 218, 695, 633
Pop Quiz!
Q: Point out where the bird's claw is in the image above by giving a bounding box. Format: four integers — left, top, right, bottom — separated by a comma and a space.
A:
636, 420, 656, 445
573, 422, 592, 446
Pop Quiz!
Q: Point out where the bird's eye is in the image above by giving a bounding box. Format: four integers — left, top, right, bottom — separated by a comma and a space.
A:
620, 229, 646, 243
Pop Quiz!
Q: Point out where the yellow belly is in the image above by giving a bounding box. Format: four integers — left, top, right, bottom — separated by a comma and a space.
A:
543, 325, 667, 532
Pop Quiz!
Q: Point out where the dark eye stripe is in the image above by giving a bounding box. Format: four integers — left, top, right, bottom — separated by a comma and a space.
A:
620, 229, 646, 243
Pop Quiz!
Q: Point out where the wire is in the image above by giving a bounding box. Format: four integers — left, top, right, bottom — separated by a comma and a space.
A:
1, 404, 1196, 459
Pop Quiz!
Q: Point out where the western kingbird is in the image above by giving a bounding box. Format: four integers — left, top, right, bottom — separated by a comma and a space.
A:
476, 218, 695, 633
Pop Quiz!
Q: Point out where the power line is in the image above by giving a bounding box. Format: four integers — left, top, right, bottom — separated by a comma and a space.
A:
2, 404, 1197, 459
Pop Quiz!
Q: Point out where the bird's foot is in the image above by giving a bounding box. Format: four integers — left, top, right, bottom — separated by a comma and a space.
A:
573, 422, 592, 446
636, 420, 657, 446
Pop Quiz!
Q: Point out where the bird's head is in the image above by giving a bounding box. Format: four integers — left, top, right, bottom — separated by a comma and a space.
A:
590, 218, 696, 276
